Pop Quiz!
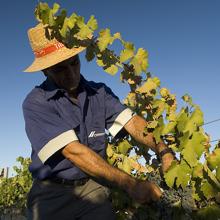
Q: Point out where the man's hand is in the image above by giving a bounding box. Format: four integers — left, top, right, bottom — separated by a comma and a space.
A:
127, 180, 162, 204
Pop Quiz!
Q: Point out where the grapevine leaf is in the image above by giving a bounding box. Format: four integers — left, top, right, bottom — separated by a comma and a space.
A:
97, 29, 113, 52
76, 19, 92, 39
153, 100, 165, 119
130, 48, 148, 75
201, 180, 218, 199
52, 3, 60, 15
193, 132, 206, 158
106, 144, 114, 158
87, 15, 98, 31
207, 148, 220, 170
152, 77, 160, 87
164, 161, 179, 188
153, 117, 165, 143
96, 59, 105, 67
190, 106, 204, 127
60, 17, 69, 37
162, 121, 177, 135
182, 140, 198, 167
160, 88, 170, 98
113, 32, 121, 40
68, 13, 77, 28
120, 42, 135, 63
136, 78, 158, 95
117, 156, 133, 174
192, 163, 203, 178
104, 64, 118, 75
176, 160, 191, 188
117, 140, 132, 155
124, 92, 137, 108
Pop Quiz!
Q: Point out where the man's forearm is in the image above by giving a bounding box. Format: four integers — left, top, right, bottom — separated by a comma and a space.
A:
62, 141, 136, 190
124, 115, 166, 153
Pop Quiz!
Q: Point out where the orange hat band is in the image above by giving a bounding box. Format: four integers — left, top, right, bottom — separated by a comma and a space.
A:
34, 42, 65, 58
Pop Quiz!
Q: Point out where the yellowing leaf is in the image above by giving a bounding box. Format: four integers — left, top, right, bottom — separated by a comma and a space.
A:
207, 148, 220, 170
130, 48, 148, 75
192, 163, 203, 178
136, 78, 157, 95
97, 29, 113, 52
120, 42, 135, 63
124, 92, 137, 107
87, 15, 98, 31
117, 140, 132, 155
104, 64, 118, 75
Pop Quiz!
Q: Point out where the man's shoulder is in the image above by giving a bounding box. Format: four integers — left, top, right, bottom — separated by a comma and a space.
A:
22, 84, 47, 109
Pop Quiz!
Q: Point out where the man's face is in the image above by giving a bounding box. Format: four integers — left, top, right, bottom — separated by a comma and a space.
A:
44, 55, 81, 93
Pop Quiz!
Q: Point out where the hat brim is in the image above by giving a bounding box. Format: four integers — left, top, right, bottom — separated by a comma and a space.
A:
23, 46, 86, 72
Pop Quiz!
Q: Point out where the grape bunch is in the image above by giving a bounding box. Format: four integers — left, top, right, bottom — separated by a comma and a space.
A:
146, 171, 196, 220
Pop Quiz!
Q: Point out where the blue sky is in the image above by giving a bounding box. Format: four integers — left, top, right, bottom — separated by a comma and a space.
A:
1, 0, 220, 173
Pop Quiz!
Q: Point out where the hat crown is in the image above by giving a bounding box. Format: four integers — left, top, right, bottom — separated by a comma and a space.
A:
28, 23, 58, 53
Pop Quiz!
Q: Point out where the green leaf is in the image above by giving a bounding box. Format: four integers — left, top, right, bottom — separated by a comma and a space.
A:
190, 106, 204, 127
164, 161, 179, 188
181, 132, 205, 167
97, 29, 113, 52
201, 180, 218, 199
117, 140, 132, 155
153, 117, 165, 143
176, 160, 191, 188
104, 64, 118, 75
119, 42, 135, 63
60, 17, 69, 38
52, 3, 60, 15
162, 121, 177, 135
87, 15, 98, 31
207, 148, 220, 170
68, 13, 77, 29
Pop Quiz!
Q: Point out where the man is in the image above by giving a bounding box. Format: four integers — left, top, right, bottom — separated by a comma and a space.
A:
23, 23, 174, 220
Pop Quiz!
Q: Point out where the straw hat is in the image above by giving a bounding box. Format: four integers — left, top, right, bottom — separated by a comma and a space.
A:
24, 23, 86, 72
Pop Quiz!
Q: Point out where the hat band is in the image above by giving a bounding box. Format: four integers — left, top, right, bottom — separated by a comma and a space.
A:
34, 42, 65, 58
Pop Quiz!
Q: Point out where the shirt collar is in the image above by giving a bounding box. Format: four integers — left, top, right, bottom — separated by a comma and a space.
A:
40, 74, 97, 101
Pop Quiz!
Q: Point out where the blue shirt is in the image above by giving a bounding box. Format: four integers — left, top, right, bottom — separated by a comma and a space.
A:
22, 75, 134, 180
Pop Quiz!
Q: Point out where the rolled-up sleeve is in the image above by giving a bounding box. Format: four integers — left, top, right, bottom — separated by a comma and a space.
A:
23, 98, 78, 164
104, 85, 135, 137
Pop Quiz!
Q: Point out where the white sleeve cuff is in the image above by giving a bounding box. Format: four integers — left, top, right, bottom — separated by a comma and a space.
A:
108, 108, 135, 137
38, 130, 78, 163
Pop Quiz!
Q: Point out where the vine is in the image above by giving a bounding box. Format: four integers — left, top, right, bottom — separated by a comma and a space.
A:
0, 157, 32, 217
